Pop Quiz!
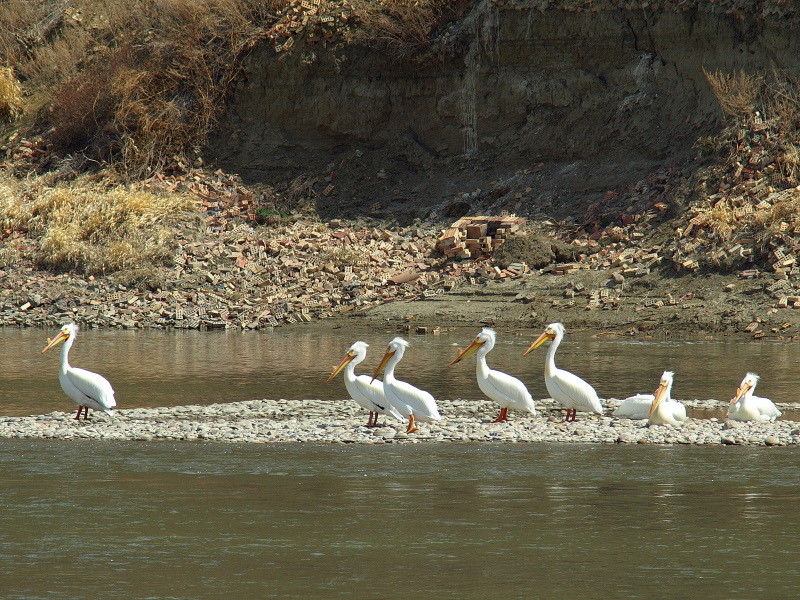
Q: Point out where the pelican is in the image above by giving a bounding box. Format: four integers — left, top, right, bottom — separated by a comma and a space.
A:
450, 328, 535, 422
523, 322, 602, 421
614, 375, 686, 421
372, 337, 440, 433
41, 323, 116, 420
612, 393, 656, 420
727, 372, 780, 422
326, 341, 405, 427
647, 371, 687, 426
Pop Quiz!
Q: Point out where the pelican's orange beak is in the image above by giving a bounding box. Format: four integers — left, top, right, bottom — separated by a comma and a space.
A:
327, 351, 355, 382
523, 330, 554, 356
450, 338, 484, 365
726, 382, 751, 417
648, 383, 667, 418
371, 348, 395, 383
42, 330, 69, 354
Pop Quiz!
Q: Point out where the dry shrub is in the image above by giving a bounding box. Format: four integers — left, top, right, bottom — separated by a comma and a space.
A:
1, 0, 279, 176
705, 67, 800, 183
703, 68, 761, 122
49, 62, 115, 153
2, 0, 466, 177
349, 0, 468, 57
0, 67, 23, 121
102, 0, 280, 177
0, 170, 194, 274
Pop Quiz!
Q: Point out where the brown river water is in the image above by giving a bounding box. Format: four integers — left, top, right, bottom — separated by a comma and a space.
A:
2, 441, 800, 598
2, 328, 800, 597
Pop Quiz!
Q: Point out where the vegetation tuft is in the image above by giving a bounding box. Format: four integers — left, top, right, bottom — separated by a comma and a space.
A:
696, 68, 800, 241
0, 171, 194, 275
0, 0, 462, 178
0, 67, 22, 121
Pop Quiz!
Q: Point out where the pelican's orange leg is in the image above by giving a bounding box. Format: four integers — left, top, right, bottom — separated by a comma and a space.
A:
406, 414, 418, 434
492, 407, 508, 423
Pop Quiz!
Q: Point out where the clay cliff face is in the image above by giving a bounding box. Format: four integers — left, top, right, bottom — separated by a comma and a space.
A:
210, 2, 800, 218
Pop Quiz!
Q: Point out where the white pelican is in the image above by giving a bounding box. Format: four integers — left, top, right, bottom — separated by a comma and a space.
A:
612, 394, 655, 420
647, 371, 687, 426
727, 372, 781, 422
372, 337, 440, 434
523, 322, 602, 421
450, 328, 535, 422
614, 373, 686, 421
41, 323, 116, 420
326, 341, 405, 427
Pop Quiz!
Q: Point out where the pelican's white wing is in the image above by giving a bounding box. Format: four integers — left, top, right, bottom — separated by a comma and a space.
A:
482, 369, 536, 414
613, 394, 654, 419
385, 379, 440, 422
751, 396, 781, 421
66, 367, 116, 413
352, 375, 405, 422
731, 395, 781, 422
665, 399, 687, 423
548, 369, 603, 414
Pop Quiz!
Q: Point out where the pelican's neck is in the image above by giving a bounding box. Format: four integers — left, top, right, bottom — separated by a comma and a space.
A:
545, 332, 561, 377
383, 352, 402, 385
343, 359, 358, 384
655, 381, 673, 418
59, 334, 74, 374
475, 345, 491, 378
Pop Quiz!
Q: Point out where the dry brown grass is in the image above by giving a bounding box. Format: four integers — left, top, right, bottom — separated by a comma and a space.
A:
1, 0, 281, 176
349, 0, 468, 57
0, 67, 23, 121
0, 0, 464, 177
0, 170, 195, 274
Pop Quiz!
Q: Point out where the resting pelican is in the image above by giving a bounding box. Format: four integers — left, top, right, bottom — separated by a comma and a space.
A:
327, 341, 405, 427
372, 337, 440, 433
41, 323, 116, 420
727, 372, 781, 422
450, 328, 535, 422
614, 373, 686, 421
647, 371, 687, 426
613, 394, 655, 420
523, 322, 602, 421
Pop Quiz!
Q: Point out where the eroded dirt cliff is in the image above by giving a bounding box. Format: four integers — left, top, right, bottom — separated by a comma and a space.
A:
211, 1, 800, 221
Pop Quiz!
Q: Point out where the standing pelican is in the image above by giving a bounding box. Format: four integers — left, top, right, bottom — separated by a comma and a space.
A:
326, 341, 405, 427
372, 337, 440, 434
614, 373, 686, 421
41, 323, 116, 420
727, 372, 780, 422
647, 371, 687, 426
523, 323, 602, 421
451, 328, 536, 422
